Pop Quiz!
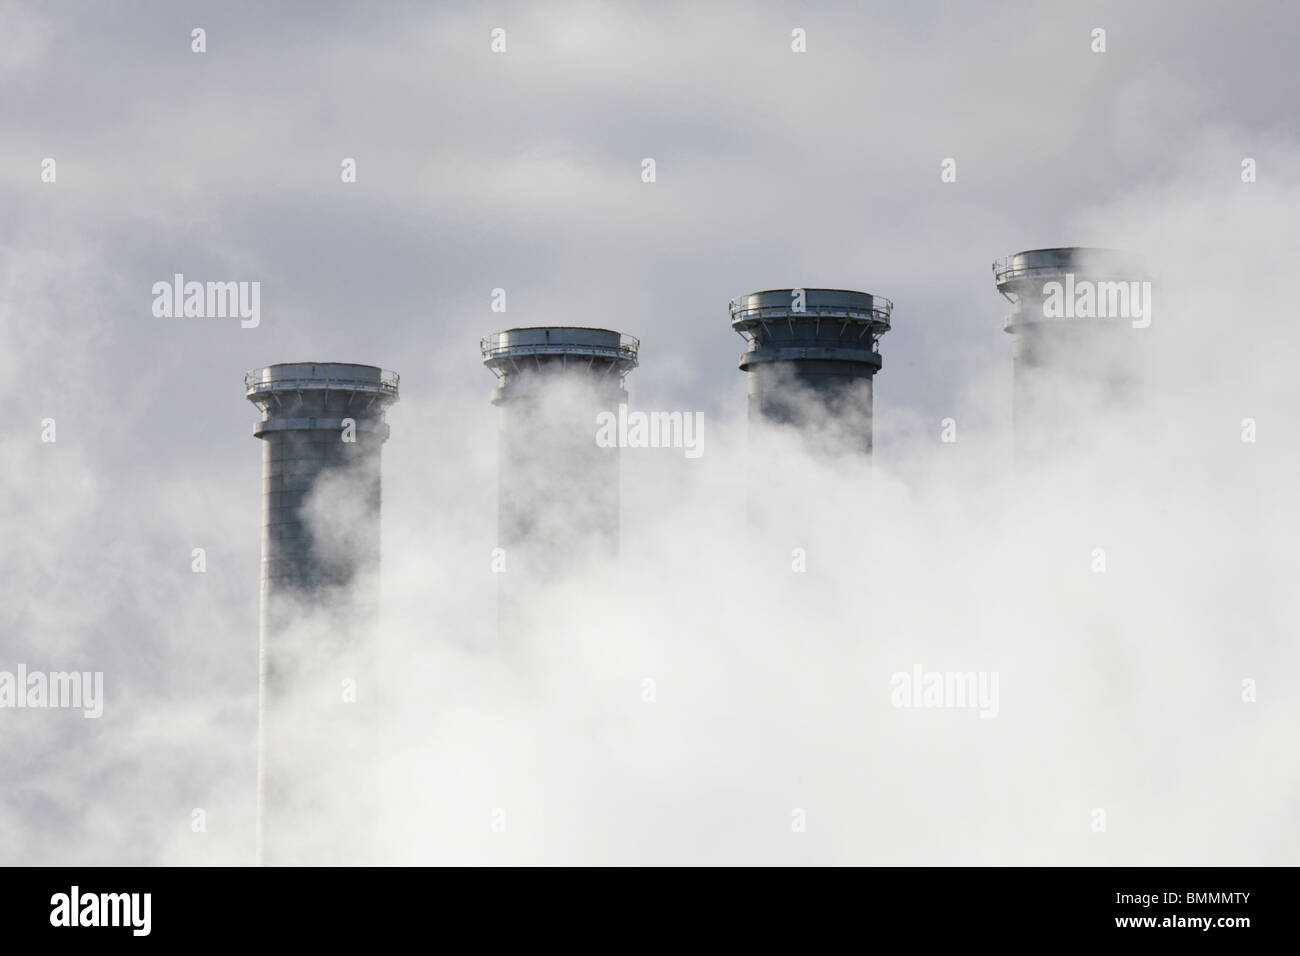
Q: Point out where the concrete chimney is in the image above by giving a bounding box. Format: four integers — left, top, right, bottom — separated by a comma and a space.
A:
245, 361, 399, 864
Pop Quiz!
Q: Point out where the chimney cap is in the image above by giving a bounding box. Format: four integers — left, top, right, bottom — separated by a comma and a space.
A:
481, 327, 639, 367
244, 363, 399, 400
729, 288, 892, 335
993, 247, 1147, 290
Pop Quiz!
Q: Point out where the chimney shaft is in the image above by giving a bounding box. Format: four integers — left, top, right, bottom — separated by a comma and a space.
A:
481, 326, 638, 586
730, 288, 892, 454
245, 361, 399, 865
993, 248, 1150, 458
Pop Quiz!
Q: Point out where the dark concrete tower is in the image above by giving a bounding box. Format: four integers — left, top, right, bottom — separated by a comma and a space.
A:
481, 327, 638, 581
993, 248, 1151, 457
245, 361, 399, 864
729, 288, 893, 454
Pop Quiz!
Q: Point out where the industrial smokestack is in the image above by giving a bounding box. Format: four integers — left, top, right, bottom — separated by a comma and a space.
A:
481, 327, 638, 584
993, 247, 1151, 458
729, 288, 893, 454
244, 361, 399, 865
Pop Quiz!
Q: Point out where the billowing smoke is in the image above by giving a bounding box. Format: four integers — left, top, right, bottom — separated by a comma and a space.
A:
1, 0, 1296, 867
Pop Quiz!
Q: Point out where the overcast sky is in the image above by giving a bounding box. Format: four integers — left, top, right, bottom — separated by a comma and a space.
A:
3, 0, 1298, 865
